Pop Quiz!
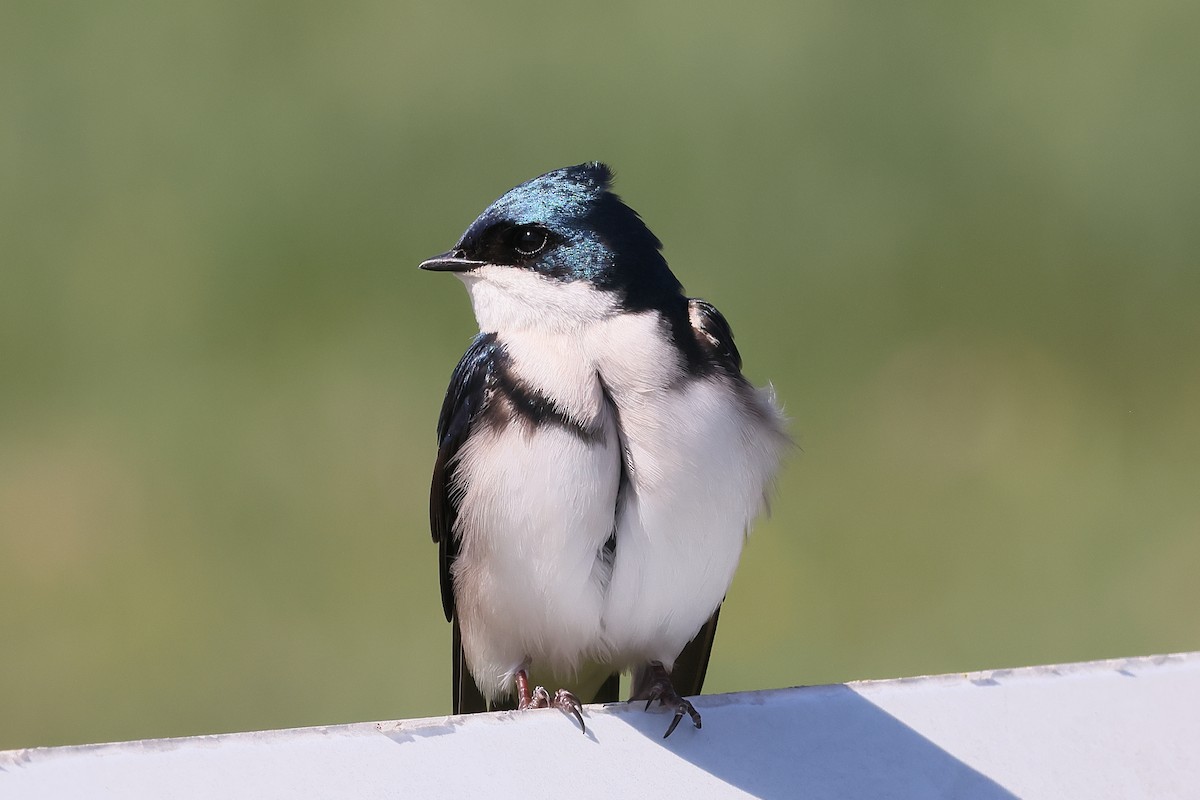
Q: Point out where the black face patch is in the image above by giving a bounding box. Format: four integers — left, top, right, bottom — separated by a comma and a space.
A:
461, 223, 563, 270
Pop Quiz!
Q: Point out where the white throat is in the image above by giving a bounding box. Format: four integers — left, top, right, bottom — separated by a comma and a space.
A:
458, 265, 619, 334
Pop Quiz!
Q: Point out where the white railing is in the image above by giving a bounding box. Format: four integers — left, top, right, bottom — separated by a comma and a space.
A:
3, 652, 1197, 799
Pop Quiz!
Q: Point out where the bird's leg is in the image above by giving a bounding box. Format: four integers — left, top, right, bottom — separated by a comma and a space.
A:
514, 669, 541, 709
628, 661, 702, 738
513, 669, 586, 733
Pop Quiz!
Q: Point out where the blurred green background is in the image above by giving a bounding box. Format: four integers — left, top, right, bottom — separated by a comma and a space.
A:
2, 0, 1198, 749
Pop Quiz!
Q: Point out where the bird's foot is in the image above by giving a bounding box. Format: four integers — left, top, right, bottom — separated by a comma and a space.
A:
514, 669, 586, 733
629, 662, 701, 738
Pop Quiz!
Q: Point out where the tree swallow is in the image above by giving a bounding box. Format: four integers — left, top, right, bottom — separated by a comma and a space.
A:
420, 163, 788, 737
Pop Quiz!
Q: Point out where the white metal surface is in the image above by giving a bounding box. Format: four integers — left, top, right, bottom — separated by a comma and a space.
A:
3, 652, 1197, 799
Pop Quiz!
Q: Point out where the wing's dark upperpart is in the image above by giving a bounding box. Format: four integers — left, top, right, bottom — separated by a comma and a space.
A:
431, 333, 501, 714
452, 618, 488, 714
431, 332, 500, 621
688, 298, 743, 373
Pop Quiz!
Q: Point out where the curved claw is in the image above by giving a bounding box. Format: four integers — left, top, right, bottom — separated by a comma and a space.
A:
513, 671, 586, 733
629, 662, 704, 738
518, 676, 588, 734
664, 709, 684, 739
553, 688, 586, 734
663, 697, 702, 739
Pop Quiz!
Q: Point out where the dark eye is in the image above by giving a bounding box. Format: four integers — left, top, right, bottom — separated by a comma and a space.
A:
512, 226, 549, 257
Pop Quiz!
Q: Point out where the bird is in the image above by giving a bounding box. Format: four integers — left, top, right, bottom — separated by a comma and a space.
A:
419, 162, 788, 738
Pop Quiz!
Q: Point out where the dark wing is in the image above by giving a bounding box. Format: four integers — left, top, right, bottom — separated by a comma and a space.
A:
452, 618, 488, 714
669, 607, 722, 697
431, 332, 499, 620
688, 298, 743, 373
431, 332, 500, 714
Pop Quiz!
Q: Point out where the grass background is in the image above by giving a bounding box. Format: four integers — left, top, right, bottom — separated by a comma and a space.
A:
2, 0, 1198, 748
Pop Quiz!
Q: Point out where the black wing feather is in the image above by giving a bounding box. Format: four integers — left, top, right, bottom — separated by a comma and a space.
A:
689, 298, 743, 372
453, 618, 489, 714
431, 332, 500, 622
431, 333, 502, 714
668, 607, 722, 697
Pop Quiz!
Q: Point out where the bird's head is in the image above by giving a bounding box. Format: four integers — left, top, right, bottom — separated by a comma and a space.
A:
420, 162, 683, 333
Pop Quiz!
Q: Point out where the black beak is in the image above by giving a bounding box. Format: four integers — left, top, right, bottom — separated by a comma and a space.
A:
418, 249, 485, 273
